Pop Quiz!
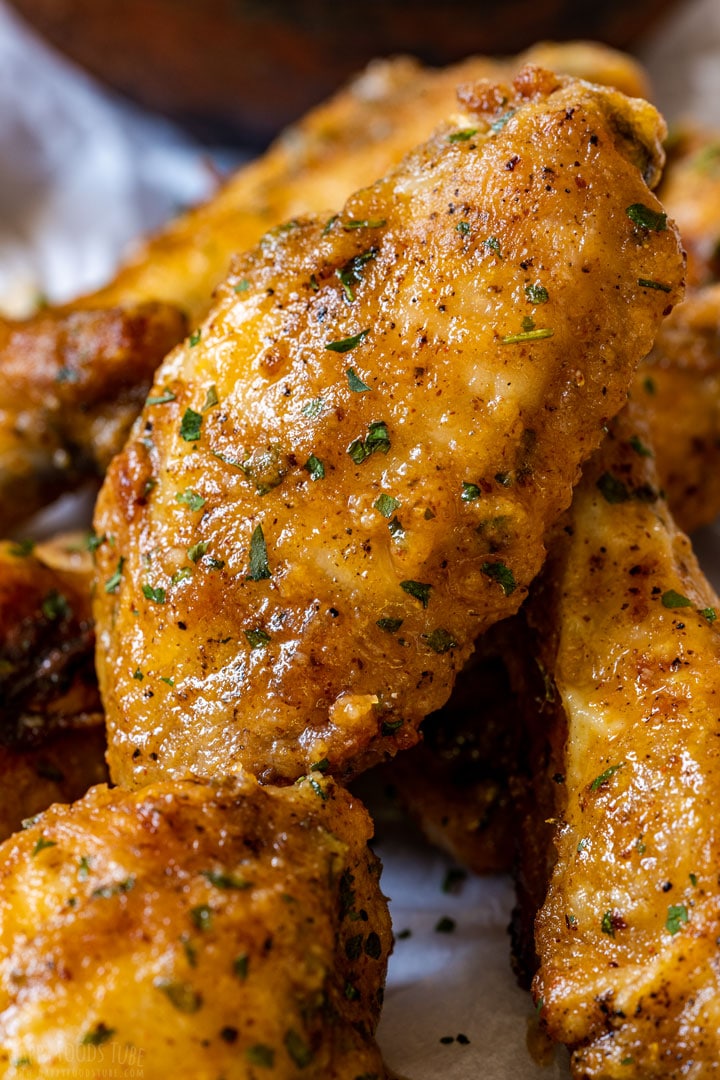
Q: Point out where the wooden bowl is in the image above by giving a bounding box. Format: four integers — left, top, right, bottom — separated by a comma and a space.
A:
9, 0, 680, 144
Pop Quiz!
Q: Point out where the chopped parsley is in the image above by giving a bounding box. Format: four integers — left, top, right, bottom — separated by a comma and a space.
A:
244, 628, 271, 648
701, 607, 717, 622
233, 953, 249, 979
346, 366, 372, 392
142, 584, 166, 605
400, 580, 432, 607
190, 904, 213, 932
189, 329, 201, 347
179, 408, 202, 442
304, 454, 325, 480
484, 237, 502, 256
377, 617, 403, 633
374, 493, 400, 518
32, 835, 56, 857
347, 420, 390, 464
104, 557, 125, 594
661, 589, 691, 609
381, 719, 403, 736
133, 668, 144, 681
666, 903, 689, 935
146, 388, 176, 406
337, 248, 377, 302
456, 221, 471, 236
9, 538, 34, 557
187, 541, 209, 563
202, 385, 219, 411
285, 1029, 313, 1068
501, 327, 553, 344
525, 283, 549, 304
461, 482, 481, 502
234, 279, 250, 293
590, 763, 624, 791
302, 398, 324, 419
204, 869, 253, 890
175, 489, 205, 512
629, 434, 653, 457
596, 472, 630, 504
601, 911, 615, 937
491, 108, 516, 132
344, 218, 386, 230
626, 203, 667, 231
481, 561, 516, 596
246, 1044, 275, 1068
246, 524, 271, 581
156, 980, 203, 1013
638, 278, 672, 292
81, 1023, 115, 1046
424, 628, 458, 653
448, 128, 478, 142
41, 591, 71, 621
326, 329, 370, 353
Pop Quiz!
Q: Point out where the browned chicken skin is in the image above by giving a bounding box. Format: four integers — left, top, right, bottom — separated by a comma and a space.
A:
0, 304, 186, 530
93, 67, 683, 789
0, 774, 391, 1079
527, 400, 720, 1077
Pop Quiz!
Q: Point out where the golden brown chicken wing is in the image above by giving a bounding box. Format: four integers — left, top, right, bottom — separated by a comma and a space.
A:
527, 400, 720, 1077
93, 66, 683, 790
0, 303, 186, 530
0, 773, 390, 1079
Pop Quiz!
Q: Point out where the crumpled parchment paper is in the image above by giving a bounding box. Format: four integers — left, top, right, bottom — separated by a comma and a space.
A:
0, 1, 718, 1076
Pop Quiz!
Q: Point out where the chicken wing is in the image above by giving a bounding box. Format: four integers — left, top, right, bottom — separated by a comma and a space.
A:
0, 303, 186, 530
528, 400, 720, 1077
0, 773, 390, 1079
93, 66, 684, 789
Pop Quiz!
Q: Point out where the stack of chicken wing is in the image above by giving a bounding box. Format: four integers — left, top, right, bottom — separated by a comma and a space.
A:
1, 35, 719, 1078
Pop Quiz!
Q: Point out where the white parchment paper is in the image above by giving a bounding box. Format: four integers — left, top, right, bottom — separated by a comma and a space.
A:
0, 1, 718, 1076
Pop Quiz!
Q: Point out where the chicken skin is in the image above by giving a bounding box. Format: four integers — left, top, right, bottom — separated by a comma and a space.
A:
0, 303, 186, 530
528, 400, 720, 1077
93, 66, 684, 789
0, 773, 391, 1079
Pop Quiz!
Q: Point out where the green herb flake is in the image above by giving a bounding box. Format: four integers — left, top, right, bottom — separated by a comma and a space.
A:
234, 279, 250, 293
621, 1058, 635, 1067
456, 221, 471, 236
337, 248, 377, 302
156, 980, 203, 1014
521, 315, 535, 332
387, 515, 405, 539
309, 274, 319, 291
172, 568, 193, 585
179, 408, 202, 442
461, 482, 481, 502
491, 108, 516, 132
175, 489, 205, 512
501, 327, 554, 344
662, 589, 692, 609
424, 628, 458, 653
596, 472, 630, 504
643, 375, 657, 395
484, 236, 502, 257
32, 835, 56, 857
41, 591, 71, 621
381, 719, 403, 736
300, 776, 328, 801
322, 214, 339, 235
81, 1023, 115, 1047
244, 627, 271, 649
233, 953, 249, 979
435, 916, 456, 934
91, 877, 135, 899
202, 385, 219, 411
190, 904, 213, 932
377, 617, 403, 633
346, 366, 372, 392
374, 493, 400, 518
347, 420, 391, 464
246, 524, 271, 581
310, 758, 329, 773
626, 203, 668, 231
600, 911, 615, 937
12, 1057, 32, 1068
448, 128, 478, 143
690, 872, 698, 887
303, 454, 325, 481
204, 869, 253, 890
146, 387, 176, 406
525, 283, 549, 304
481, 561, 516, 596
285, 1028, 314, 1068
78, 856, 91, 880
189, 329, 201, 347
302, 398, 324, 419
400, 580, 432, 607
629, 434, 653, 458
344, 218, 386, 230
326, 329, 370, 353
160, 676, 174, 687
246, 1044, 275, 1068
666, 903, 689, 935
344, 980, 360, 1001
142, 584, 166, 605
638, 278, 672, 292
590, 763, 624, 791
104, 557, 125, 594
701, 607, 717, 622
187, 541, 209, 564
9, 538, 35, 558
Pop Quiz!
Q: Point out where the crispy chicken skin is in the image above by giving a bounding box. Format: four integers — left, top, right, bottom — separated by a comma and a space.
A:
0, 304, 186, 530
0, 774, 390, 1079
80, 42, 648, 323
529, 401, 720, 1078
93, 67, 684, 789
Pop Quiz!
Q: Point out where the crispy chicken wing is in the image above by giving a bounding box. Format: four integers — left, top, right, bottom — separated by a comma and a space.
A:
0, 304, 186, 530
528, 400, 720, 1077
93, 67, 684, 789
0, 773, 390, 1079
